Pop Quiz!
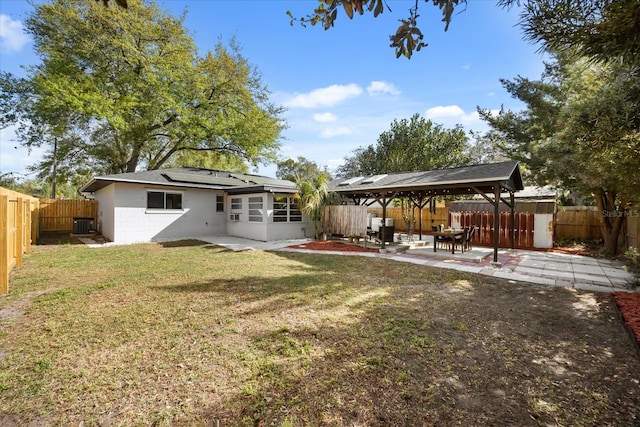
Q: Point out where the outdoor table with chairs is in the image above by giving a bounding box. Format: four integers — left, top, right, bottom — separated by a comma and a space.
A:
432, 226, 475, 254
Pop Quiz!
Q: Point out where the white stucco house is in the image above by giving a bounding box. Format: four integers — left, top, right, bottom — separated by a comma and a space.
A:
79, 167, 311, 244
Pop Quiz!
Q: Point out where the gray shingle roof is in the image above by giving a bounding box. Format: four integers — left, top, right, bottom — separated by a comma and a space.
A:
329, 161, 524, 196
79, 167, 296, 193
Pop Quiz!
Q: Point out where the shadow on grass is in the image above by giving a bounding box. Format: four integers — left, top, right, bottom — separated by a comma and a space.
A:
158, 239, 214, 248
157, 250, 640, 425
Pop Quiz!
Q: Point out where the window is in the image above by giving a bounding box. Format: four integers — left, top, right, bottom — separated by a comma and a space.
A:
273, 196, 288, 223
216, 195, 224, 212
147, 191, 182, 210
248, 196, 263, 222
273, 196, 301, 222
290, 199, 302, 222
231, 197, 242, 211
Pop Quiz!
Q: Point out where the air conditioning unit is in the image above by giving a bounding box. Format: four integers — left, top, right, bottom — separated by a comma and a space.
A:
73, 217, 94, 234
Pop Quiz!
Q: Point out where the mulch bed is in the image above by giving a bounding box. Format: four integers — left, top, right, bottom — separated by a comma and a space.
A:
288, 240, 380, 253
612, 292, 640, 352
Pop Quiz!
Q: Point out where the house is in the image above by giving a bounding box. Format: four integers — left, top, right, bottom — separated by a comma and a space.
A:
79, 168, 311, 244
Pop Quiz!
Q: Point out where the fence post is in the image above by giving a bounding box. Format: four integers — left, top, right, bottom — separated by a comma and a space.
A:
25, 199, 32, 254
1, 195, 8, 294
16, 197, 24, 268
32, 199, 40, 243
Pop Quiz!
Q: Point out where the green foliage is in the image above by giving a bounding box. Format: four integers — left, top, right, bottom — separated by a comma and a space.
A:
2, 0, 284, 177
514, 0, 640, 65
0, 173, 84, 199
295, 173, 335, 239
291, 1, 640, 62
479, 54, 640, 254
276, 156, 330, 182
288, 0, 465, 59
336, 113, 471, 178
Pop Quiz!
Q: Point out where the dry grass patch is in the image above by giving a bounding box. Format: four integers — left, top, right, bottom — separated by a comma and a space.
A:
0, 239, 639, 426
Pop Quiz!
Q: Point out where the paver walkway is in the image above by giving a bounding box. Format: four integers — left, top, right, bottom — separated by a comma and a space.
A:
200, 235, 637, 293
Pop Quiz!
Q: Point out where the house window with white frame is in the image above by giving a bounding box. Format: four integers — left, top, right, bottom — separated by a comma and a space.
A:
248, 196, 263, 222
273, 196, 302, 222
230, 197, 242, 221
147, 191, 182, 210
216, 195, 224, 212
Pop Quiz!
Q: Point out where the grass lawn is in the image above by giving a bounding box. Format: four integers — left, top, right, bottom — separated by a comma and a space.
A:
1, 238, 639, 426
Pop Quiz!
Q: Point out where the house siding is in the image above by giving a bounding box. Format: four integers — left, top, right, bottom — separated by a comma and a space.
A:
99, 183, 224, 244
93, 183, 309, 244
96, 184, 115, 241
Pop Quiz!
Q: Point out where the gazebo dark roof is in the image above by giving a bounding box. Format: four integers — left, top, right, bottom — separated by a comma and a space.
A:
329, 161, 525, 263
329, 160, 524, 197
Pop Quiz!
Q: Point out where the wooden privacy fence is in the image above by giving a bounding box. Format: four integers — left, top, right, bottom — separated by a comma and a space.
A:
456, 212, 536, 249
323, 205, 369, 236
555, 207, 602, 240
39, 198, 98, 232
367, 207, 449, 234
0, 187, 40, 295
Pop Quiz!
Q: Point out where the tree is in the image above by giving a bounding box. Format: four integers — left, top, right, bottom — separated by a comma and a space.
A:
295, 173, 331, 240
337, 113, 471, 233
164, 151, 250, 173
289, 0, 467, 59
290, 1, 640, 62
517, 0, 640, 65
276, 156, 330, 182
336, 113, 471, 177
466, 131, 510, 165
2, 0, 284, 178
96, 0, 127, 8
479, 55, 640, 255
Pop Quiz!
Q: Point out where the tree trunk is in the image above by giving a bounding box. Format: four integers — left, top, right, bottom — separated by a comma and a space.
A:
126, 144, 143, 173
595, 188, 628, 256
601, 216, 625, 256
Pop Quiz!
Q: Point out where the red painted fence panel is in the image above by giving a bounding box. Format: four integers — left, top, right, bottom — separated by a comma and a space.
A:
455, 212, 536, 249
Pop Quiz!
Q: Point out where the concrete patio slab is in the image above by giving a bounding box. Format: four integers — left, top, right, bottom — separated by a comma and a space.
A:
198, 236, 639, 294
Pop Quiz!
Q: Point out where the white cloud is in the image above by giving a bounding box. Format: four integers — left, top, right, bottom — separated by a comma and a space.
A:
367, 81, 400, 96
425, 104, 487, 130
284, 84, 362, 109
0, 15, 30, 53
461, 64, 471, 70
426, 105, 466, 120
313, 112, 337, 123
320, 126, 353, 138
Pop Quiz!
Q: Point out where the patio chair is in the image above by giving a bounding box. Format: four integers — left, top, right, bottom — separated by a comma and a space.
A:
466, 226, 475, 250
435, 234, 452, 250
455, 226, 475, 252
452, 227, 468, 252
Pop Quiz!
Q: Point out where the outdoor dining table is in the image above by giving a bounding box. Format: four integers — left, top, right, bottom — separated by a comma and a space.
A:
432, 229, 466, 254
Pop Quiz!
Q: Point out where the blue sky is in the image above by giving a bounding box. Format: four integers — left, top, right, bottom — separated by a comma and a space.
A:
0, 0, 546, 180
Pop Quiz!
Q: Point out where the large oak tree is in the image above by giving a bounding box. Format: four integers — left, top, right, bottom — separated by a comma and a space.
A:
1, 0, 285, 176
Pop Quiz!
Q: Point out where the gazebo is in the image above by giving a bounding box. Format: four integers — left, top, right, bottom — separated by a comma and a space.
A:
328, 161, 525, 264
